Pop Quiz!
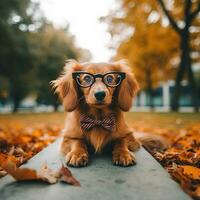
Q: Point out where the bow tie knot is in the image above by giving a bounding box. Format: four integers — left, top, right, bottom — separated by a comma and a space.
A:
96, 120, 102, 125
80, 114, 116, 132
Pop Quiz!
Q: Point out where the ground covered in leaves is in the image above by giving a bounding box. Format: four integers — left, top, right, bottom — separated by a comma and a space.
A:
0, 113, 63, 177
0, 112, 200, 199
126, 112, 200, 200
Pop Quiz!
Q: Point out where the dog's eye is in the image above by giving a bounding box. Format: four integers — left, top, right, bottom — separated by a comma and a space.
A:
104, 73, 122, 87
105, 75, 114, 84
78, 74, 94, 87
76, 73, 94, 87
83, 75, 92, 83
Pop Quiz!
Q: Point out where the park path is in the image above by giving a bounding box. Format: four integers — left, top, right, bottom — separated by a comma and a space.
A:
0, 138, 192, 200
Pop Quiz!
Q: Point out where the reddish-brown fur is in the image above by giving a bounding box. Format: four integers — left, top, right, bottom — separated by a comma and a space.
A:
52, 60, 140, 167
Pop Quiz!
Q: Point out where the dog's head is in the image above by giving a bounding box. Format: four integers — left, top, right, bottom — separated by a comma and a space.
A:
51, 60, 139, 112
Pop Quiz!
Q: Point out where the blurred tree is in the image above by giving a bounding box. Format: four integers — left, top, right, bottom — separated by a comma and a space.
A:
0, 1, 91, 112
35, 24, 91, 111
156, 0, 200, 111
0, 75, 9, 105
0, 0, 42, 112
117, 23, 179, 108
103, 0, 200, 111
103, 0, 179, 108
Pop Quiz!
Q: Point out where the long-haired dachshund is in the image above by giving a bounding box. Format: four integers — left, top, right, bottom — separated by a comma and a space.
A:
52, 59, 140, 167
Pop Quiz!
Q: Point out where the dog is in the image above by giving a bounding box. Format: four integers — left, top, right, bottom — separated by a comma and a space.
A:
52, 59, 140, 167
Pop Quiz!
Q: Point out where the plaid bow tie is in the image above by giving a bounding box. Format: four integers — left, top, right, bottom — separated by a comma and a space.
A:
80, 114, 116, 132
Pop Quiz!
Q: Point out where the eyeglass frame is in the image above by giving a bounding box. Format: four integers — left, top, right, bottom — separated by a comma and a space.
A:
72, 71, 126, 88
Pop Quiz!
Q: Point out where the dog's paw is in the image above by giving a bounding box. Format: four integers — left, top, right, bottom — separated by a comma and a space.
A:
112, 150, 136, 167
128, 140, 141, 152
65, 150, 88, 167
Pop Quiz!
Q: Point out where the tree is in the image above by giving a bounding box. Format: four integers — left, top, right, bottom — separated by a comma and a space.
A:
35, 24, 91, 111
102, 0, 179, 108
0, 0, 42, 112
156, 0, 200, 111
117, 23, 179, 108
103, 0, 200, 111
0, 1, 91, 112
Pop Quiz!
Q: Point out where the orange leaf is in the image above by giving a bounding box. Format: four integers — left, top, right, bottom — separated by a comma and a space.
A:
2, 159, 38, 181
37, 163, 59, 184
2, 160, 59, 184
59, 165, 80, 186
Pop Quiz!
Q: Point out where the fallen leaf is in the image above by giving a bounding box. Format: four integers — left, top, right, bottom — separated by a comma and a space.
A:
37, 163, 59, 184
2, 159, 80, 186
169, 164, 200, 199
59, 165, 80, 186
2, 159, 38, 181
179, 165, 200, 181
2, 159, 58, 184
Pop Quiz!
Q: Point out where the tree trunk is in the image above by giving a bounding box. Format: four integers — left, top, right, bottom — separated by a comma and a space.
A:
171, 54, 185, 111
12, 99, 19, 113
148, 88, 154, 110
53, 103, 59, 111
183, 23, 199, 112
188, 61, 199, 112
171, 27, 199, 112
146, 68, 154, 110
171, 31, 189, 111
156, 0, 200, 112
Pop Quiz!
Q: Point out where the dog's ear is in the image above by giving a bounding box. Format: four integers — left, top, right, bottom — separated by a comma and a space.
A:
51, 60, 80, 112
116, 60, 139, 112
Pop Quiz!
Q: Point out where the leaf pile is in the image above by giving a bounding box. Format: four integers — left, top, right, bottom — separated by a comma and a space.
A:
128, 113, 200, 199
0, 123, 61, 177
151, 124, 200, 200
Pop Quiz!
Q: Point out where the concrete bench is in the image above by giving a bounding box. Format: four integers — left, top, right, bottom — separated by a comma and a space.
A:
0, 139, 192, 200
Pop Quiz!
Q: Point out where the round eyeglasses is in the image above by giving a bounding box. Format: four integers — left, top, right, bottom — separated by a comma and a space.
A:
72, 71, 126, 88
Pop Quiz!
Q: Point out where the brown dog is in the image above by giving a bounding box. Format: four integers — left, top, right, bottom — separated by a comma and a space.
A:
52, 59, 140, 167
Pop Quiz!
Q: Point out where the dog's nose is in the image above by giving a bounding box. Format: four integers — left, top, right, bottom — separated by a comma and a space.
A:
94, 91, 106, 101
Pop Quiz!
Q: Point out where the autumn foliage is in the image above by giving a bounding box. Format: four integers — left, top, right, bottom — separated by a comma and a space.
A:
136, 123, 200, 199
103, 0, 200, 110
0, 113, 200, 199
0, 121, 61, 177
155, 126, 200, 199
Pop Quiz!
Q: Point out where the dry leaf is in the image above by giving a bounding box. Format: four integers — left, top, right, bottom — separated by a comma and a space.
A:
2, 160, 58, 184
178, 165, 200, 180
2, 159, 38, 181
37, 163, 59, 184
2, 159, 80, 186
59, 165, 80, 186
169, 164, 200, 199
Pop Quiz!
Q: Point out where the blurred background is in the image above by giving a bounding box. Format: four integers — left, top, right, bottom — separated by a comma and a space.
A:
0, 0, 199, 113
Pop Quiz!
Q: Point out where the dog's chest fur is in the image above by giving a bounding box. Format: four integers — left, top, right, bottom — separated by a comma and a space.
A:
84, 127, 112, 153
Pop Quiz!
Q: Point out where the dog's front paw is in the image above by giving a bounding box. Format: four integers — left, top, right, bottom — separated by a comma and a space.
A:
112, 150, 136, 167
128, 140, 140, 152
65, 150, 88, 167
